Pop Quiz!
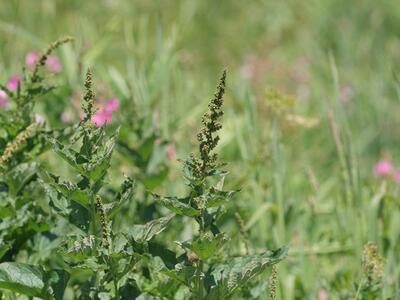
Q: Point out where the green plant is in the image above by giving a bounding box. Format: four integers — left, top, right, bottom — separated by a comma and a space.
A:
0, 37, 72, 267
153, 70, 287, 299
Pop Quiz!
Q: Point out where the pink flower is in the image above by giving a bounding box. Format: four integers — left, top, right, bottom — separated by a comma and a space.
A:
91, 109, 112, 127
45, 55, 62, 73
0, 90, 9, 109
7, 75, 22, 92
61, 111, 73, 124
167, 144, 177, 161
318, 288, 329, 300
35, 114, 45, 126
373, 159, 393, 177
25, 52, 39, 68
104, 98, 120, 113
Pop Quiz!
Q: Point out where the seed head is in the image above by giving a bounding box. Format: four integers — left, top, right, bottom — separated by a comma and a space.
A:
362, 242, 384, 281
268, 265, 278, 300
82, 69, 95, 122
96, 195, 111, 249
0, 124, 36, 172
32, 37, 73, 80
187, 70, 226, 179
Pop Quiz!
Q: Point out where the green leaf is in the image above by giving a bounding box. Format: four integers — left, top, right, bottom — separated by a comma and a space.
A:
206, 188, 238, 208
40, 180, 90, 232
40, 171, 90, 208
162, 263, 196, 287
155, 195, 200, 217
128, 214, 174, 243
0, 262, 69, 300
210, 247, 288, 297
181, 233, 228, 260
4, 162, 38, 197
46, 136, 86, 175
86, 128, 119, 184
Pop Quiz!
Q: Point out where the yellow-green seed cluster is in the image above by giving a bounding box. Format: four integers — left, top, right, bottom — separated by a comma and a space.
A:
268, 265, 278, 300
82, 69, 95, 122
32, 36, 73, 79
362, 242, 384, 280
0, 124, 35, 171
187, 70, 226, 179
96, 195, 111, 249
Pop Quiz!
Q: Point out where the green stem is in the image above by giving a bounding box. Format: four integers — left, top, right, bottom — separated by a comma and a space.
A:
89, 189, 97, 235
113, 276, 120, 300
196, 260, 204, 300
196, 210, 205, 300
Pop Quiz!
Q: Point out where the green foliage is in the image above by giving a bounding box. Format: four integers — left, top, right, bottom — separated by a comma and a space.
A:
0, 262, 68, 300
154, 71, 287, 299
2, 2, 399, 296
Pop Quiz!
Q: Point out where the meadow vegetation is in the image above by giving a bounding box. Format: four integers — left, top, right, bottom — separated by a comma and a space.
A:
0, 1, 399, 299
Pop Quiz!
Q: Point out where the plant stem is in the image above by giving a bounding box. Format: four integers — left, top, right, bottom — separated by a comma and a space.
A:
196, 260, 204, 300
113, 276, 120, 300
196, 210, 205, 300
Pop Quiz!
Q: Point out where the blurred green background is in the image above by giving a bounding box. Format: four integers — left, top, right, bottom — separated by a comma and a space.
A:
1, 0, 400, 298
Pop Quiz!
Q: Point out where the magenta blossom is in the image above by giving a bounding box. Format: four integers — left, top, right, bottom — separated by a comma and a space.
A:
45, 56, 62, 73
91, 109, 112, 127
373, 159, 393, 177
7, 75, 22, 92
104, 98, 120, 113
0, 90, 9, 109
25, 52, 39, 68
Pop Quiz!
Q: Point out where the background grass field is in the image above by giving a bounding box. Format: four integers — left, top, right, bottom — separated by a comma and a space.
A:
1, 0, 400, 298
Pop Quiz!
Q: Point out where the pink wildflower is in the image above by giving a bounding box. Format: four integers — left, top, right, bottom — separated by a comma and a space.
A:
104, 98, 120, 113
7, 75, 22, 92
373, 159, 393, 177
61, 111, 73, 124
25, 52, 39, 68
45, 56, 62, 73
318, 288, 329, 300
167, 144, 177, 161
91, 109, 112, 127
35, 114, 45, 126
0, 90, 9, 109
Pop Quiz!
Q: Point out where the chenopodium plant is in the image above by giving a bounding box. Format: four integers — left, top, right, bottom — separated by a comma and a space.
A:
0, 38, 72, 263
152, 70, 288, 299
353, 242, 385, 300
38, 70, 174, 299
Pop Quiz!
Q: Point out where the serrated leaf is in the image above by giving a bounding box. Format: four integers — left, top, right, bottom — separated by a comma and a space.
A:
206, 188, 238, 208
46, 136, 86, 175
210, 246, 288, 297
181, 233, 228, 260
155, 195, 200, 217
128, 214, 174, 243
0, 262, 69, 300
40, 171, 90, 208
162, 263, 196, 287
40, 180, 90, 232
86, 128, 119, 184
